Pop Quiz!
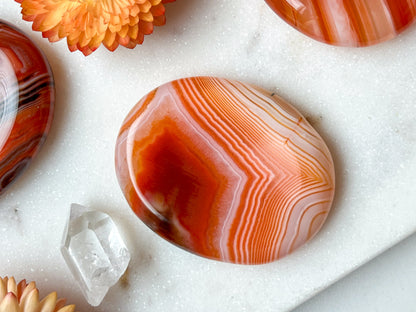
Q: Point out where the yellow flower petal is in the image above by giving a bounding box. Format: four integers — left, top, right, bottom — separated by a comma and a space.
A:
0, 293, 19, 312
0, 277, 75, 312
39, 292, 57, 312
6, 278, 17, 297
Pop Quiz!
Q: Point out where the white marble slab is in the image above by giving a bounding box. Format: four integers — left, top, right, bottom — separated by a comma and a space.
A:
0, 1, 416, 311
294, 232, 416, 311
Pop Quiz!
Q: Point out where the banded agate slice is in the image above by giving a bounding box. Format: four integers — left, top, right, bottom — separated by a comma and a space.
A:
0, 21, 54, 194
265, 0, 416, 46
115, 77, 335, 264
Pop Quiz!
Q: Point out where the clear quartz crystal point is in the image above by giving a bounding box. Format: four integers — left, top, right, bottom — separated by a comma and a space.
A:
61, 203, 131, 306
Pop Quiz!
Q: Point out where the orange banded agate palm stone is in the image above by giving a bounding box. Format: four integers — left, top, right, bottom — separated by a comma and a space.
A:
265, 0, 416, 46
0, 21, 54, 194
115, 77, 335, 264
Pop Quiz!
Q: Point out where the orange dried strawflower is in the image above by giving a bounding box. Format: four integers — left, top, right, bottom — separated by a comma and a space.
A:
15, 0, 175, 56
0, 276, 75, 312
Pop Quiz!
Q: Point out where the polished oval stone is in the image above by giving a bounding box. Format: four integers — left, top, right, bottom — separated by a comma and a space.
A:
0, 21, 54, 194
115, 77, 335, 264
265, 0, 416, 46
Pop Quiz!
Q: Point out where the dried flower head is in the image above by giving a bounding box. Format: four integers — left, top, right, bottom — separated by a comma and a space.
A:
15, 0, 175, 56
0, 276, 75, 312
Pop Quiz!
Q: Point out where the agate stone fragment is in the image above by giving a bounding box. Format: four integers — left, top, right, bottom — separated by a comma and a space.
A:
115, 77, 335, 264
265, 0, 416, 46
0, 21, 54, 193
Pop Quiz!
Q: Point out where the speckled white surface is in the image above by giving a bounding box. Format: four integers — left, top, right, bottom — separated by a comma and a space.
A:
294, 232, 416, 311
0, 1, 416, 311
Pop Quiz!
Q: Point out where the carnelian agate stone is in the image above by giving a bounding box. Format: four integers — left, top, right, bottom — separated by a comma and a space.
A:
265, 0, 416, 46
115, 77, 335, 264
0, 21, 54, 194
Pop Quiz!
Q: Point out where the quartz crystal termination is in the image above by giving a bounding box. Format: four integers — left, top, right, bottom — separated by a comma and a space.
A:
61, 204, 130, 306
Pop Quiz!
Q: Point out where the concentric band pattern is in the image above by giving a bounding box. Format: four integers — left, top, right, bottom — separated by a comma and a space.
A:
116, 77, 335, 264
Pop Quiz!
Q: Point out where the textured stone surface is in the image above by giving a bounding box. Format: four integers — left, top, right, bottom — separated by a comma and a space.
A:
0, 21, 54, 193
115, 77, 335, 264
265, 0, 416, 46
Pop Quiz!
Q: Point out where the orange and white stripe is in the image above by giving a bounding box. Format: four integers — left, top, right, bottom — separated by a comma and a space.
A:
265, 0, 416, 46
115, 77, 335, 264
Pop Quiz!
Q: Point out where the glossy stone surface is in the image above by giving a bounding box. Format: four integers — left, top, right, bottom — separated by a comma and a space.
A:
265, 0, 416, 46
115, 77, 335, 264
0, 21, 54, 193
